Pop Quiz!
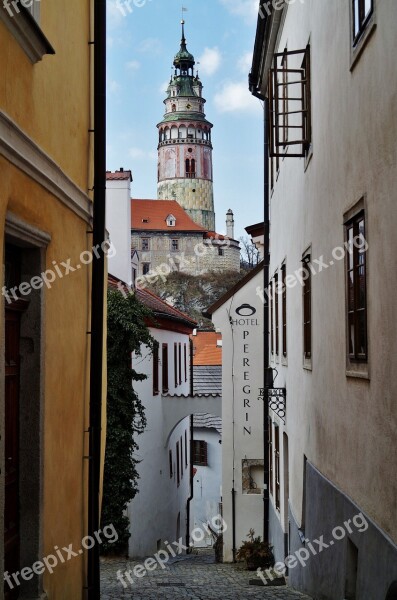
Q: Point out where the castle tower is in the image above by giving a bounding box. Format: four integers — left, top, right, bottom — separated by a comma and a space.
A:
157, 21, 216, 232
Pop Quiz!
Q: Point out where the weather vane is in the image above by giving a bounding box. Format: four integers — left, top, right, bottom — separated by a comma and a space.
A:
181, 5, 187, 22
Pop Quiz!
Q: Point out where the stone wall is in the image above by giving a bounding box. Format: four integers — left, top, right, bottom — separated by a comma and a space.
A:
131, 231, 240, 284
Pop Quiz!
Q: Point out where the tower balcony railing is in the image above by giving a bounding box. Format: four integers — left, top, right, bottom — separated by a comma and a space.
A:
185, 172, 196, 179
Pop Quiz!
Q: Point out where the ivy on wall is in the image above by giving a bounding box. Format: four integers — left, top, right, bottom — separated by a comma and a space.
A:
101, 288, 155, 554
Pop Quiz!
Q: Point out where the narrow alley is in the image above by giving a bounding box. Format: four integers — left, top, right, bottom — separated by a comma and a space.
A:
100, 551, 313, 600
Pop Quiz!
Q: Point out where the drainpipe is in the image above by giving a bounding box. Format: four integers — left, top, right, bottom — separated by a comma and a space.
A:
186, 413, 194, 553
249, 82, 272, 543
87, 0, 106, 598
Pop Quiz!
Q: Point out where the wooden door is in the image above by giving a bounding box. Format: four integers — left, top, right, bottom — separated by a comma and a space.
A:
4, 306, 22, 599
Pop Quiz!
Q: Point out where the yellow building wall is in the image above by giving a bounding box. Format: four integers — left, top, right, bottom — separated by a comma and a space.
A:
0, 1, 106, 598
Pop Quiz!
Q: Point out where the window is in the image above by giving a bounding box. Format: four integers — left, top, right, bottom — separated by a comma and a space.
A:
142, 263, 150, 276
178, 343, 182, 385
302, 253, 312, 360
269, 45, 311, 158
193, 440, 208, 466
184, 344, 187, 382
153, 342, 159, 395
275, 272, 279, 356
346, 212, 367, 361
162, 344, 169, 393
169, 450, 173, 478
174, 343, 178, 387
352, 0, 374, 45
282, 264, 287, 357
141, 238, 150, 251
166, 214, 176, 227
269, 420, 273, 497
218, 247, 224, 257
269, 280, 274, 355
171, 239, 179, 252
275, 426, 280, 510
176, 442, 180, 486
185, 430, 188, 466
185, 158, 196, 178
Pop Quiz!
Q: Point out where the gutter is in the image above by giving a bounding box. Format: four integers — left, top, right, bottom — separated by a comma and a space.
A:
186, 413, 194, 553
87, 0, 106, 598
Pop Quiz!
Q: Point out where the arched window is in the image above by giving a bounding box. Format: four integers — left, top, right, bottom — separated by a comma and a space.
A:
172, 104, 176, 112
179, 125, 187, 139
187, 126, 195, 139
185, 159, 196, 179
171, 126, 178, 140
165, 128, 170, 140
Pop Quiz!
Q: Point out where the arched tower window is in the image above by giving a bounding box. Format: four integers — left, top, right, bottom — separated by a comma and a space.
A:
185, 159, 196, 179
172, 104, 176, 112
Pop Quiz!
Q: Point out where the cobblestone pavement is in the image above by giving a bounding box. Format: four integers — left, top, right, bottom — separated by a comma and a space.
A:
101, 550, 313, 599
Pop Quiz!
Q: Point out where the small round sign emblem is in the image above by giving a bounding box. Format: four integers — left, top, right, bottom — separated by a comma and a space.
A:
235, 304, 256, 317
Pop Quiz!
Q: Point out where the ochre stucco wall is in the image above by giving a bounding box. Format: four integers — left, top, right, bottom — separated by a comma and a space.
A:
1, 1, 107, 597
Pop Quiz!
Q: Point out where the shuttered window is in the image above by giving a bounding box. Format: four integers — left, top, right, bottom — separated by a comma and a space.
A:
162, 344, 169, 393
269, 46, 311, 158
346, 211, 367, 361
193, 440, 208, 466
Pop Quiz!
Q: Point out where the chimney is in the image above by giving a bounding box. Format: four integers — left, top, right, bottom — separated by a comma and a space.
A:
226, 209, 234, 239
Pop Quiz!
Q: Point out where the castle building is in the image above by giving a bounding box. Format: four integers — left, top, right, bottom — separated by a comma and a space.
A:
157, 20, 215, 232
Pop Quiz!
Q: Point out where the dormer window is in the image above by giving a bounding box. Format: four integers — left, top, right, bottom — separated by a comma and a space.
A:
166, 214, 176, 227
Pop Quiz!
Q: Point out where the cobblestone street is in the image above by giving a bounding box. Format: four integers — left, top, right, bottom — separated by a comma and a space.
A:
100, 551, 313, 599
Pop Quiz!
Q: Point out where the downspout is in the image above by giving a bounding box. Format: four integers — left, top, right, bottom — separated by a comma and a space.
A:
87, 0, 106, 598
186, 339, 194, 552
186, 413, 194, 553
249, 85, 272, 543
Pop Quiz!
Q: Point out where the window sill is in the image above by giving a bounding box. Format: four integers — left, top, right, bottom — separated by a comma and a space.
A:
350, 18, 376, 72
303, 357, 312, 371
281, 355, 288, 367
0, 4, 54, 64
346, 362, 370, 380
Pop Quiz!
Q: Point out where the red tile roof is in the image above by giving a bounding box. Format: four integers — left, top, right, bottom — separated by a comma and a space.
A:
136, 287, 197, 327
106, 170, 132, 181
191, 332, 222, 366
108, 274, 196, 328
131, 199, 206, 232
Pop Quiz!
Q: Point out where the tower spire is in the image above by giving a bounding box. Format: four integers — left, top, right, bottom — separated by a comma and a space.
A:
181, 19, 186, 49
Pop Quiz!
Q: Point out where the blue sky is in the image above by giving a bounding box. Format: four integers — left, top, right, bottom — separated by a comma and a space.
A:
106, 0, 264, 240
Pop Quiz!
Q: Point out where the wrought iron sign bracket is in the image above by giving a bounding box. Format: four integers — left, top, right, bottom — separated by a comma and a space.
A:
258, 387, 287, 423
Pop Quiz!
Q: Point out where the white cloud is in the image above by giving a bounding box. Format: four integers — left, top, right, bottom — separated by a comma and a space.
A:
107, 0, 125, 30
219, 0, 258, 24
129, 147, 157, 161
197, 47, 222, 77
238, 51, 253, 74
107, 79, 122, 94
138, 37, 162, 55
126, 60, 141, 71
159, 80, 170, 95
214, 81, 261, 114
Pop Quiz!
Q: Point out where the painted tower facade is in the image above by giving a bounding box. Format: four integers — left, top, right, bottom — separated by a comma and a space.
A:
157, 22, 216, 232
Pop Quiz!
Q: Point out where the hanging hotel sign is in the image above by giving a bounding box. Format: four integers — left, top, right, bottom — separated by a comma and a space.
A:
258, 387, 286, 423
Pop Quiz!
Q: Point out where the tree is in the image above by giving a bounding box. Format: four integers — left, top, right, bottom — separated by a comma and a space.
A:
146, 270, 246, 328
240, 236, 260, 270
101, 288, 155, 554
